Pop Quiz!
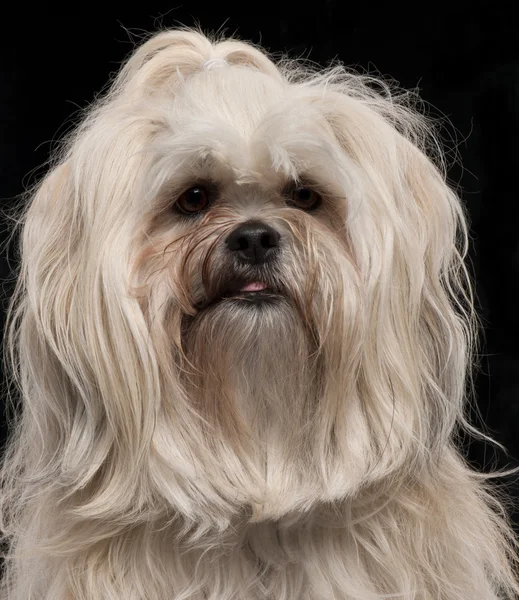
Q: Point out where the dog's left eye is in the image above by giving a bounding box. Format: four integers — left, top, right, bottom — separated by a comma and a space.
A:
290, 187, 322, 211
175, 186, 210, 214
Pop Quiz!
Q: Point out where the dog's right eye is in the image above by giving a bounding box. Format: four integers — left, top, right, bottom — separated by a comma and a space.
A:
175, 186, 210, 214
288, 186, 322, 211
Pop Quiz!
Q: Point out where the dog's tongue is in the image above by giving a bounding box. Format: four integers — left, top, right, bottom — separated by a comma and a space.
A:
240, 281, 268, 292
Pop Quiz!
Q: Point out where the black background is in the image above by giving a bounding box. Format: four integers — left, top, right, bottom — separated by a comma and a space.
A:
1, 3, 518, 523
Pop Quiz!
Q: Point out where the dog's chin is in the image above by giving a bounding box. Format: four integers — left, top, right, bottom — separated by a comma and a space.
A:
182, 281, 305, 362
180, 286, 313, 437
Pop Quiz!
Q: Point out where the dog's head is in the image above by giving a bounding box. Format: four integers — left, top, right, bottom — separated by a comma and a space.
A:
11, 29, 476, 527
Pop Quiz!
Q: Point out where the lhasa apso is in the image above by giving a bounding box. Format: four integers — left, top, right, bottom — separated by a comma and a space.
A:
1, 28, 518, 600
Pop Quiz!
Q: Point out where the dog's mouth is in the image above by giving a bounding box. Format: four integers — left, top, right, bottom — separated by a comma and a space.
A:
223, 280, 273, 298
196, 278, 284, 311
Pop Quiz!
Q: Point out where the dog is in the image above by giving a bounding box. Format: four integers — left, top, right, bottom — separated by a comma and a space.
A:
1, 28, 518, 599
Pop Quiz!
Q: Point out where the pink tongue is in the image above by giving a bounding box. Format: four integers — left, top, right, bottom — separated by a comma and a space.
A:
241, 281, 268, 292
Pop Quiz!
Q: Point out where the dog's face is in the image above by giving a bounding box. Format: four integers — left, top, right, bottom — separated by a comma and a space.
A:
18, 32, 473, 526
132, 66, 362, 451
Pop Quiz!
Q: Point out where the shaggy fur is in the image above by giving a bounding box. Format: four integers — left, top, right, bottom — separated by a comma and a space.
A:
1, 28, 519, 599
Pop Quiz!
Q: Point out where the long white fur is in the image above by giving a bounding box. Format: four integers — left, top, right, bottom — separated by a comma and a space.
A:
1, 27, 518, 599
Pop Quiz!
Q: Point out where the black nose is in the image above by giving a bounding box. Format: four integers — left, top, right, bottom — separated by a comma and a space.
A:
226, 220, 280, 264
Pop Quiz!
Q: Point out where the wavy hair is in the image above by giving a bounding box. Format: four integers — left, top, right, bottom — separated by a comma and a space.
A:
1, 27, 518, 599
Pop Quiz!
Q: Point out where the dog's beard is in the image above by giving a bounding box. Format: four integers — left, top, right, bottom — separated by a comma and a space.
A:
181, 289, 318, 467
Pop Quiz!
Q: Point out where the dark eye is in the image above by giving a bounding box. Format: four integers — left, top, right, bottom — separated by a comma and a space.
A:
175, 186, 210, 214
290, 187, 322, 211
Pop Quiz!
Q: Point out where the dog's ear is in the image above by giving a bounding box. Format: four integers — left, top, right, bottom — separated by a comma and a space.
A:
3, 161, 92, 523
5, 150, 161, 528
17, 161, 82, 368
320, 89, 478, 464
395, 133, 478, 449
